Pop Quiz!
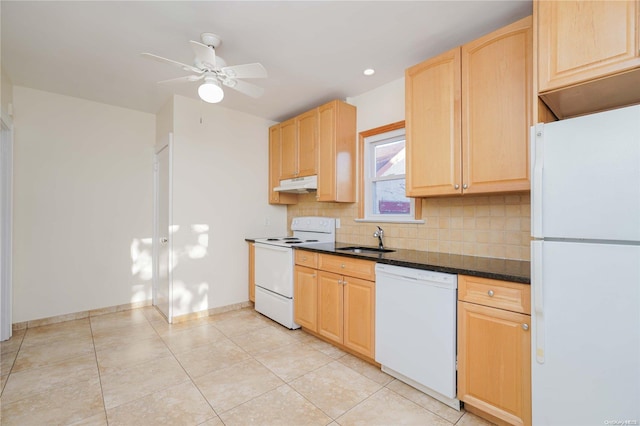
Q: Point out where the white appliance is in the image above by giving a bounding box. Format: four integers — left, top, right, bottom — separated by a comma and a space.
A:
531, 105, 640, 426
254, 217, 335, 329
375, 263, 459, 410
274, 175, 317, 193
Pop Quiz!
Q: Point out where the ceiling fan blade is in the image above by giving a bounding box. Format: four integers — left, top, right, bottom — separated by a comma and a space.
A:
222, 63, 267, 79
189, 40, 217, 68
157, 75, 204, 84
224, 79, 264, 98
141, 52, 203, 74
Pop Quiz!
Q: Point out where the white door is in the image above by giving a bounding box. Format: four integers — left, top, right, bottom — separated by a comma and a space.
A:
532, 105, 640, 241
531, 240, 640, 425
154, 135, 172, 322
0, 115, 13, 341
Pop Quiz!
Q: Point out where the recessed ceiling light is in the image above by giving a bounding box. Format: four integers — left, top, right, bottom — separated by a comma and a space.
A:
363, 68, 375, 76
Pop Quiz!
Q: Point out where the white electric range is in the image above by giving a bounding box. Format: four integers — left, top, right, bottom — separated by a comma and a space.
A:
253, 217, 336, 329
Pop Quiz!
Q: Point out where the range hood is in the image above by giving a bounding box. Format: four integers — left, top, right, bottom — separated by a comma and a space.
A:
274, 175, 318, 193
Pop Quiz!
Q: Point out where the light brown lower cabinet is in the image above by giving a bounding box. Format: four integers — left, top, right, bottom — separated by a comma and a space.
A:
457, 275, 531, 426
248, 242, 255, 303
294, 265, 318, 331
317, 271, 375, 358
294, 251, 375, 360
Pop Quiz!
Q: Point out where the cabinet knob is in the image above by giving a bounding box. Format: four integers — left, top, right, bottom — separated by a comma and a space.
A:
302, 256, 307, 261
463, 184, 468, 189
487, 290, 494, 297
342, 280, 347, 286
338, 279, 343, 285
341, 264, 345, 268
522, 324, 529, 331
311, 274, 316, 278
454, 184, 460, 189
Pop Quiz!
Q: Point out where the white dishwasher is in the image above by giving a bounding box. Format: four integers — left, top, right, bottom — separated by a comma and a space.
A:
375, 263, 460, 410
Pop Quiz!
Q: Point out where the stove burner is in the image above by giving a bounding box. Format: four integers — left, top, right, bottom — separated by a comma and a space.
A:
305, 239, 319, 242
266, 238, 280, 241
286, 241, 303, 244
283, 237, 298, 241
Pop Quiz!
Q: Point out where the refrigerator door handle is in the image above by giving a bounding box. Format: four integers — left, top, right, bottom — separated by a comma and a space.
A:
531, 124, 544, 238
532, 240, 545, 364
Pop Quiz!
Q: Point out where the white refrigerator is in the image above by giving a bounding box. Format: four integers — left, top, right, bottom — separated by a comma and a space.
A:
531, 104, 640, 425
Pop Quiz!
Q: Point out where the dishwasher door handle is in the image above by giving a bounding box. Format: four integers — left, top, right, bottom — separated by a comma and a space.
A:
376, 271, 418, 281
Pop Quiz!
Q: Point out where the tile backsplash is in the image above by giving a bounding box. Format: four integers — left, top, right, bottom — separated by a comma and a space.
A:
287, 193, 531, 261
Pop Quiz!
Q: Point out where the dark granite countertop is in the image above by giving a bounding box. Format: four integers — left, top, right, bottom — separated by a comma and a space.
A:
294, 242, 530, 284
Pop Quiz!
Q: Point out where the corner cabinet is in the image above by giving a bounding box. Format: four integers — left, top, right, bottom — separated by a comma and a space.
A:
317, 100, 357, 202
268, 124, 297, 205
248, 242, 255, 302
294, 251, 375, 361
269, 99, 357, 204
536, 0, 640, 118
406, 16, 532, 197
457, 275, 532, 426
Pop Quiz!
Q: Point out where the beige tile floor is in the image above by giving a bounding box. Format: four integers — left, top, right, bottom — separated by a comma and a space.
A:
0, 307, 495, 426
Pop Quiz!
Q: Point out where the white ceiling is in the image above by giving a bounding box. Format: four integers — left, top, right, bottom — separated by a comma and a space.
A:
1, 1, 532, 122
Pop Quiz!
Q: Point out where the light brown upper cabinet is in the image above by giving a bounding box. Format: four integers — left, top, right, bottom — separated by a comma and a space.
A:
280, 109, 318, 180
406, 16, 532, 197
268, 124, 297, 205
536, 0, 640, 118
269, 99, 356, 204
317, 100, 357, 202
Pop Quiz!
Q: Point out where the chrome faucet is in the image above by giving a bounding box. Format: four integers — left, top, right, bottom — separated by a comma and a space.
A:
373, 226, 384, 250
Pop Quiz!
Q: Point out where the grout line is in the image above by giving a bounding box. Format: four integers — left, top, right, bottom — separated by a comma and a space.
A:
88, 314, 109, 425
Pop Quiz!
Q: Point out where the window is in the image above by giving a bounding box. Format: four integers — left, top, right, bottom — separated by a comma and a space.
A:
359, 122, 419, 222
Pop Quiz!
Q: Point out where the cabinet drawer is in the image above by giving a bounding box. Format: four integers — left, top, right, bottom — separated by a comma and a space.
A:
318, 254, 375, 281
458, 275, 530, 315
295, 250, 318, 268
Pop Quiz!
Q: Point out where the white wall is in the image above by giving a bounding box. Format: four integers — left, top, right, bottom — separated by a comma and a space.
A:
1, 67, 13, 117
347, 77, 405, 132
12, 87, 155, 322
169, 95, 287, 317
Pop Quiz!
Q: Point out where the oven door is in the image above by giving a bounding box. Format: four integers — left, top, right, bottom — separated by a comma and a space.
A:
254, 243, 294, 298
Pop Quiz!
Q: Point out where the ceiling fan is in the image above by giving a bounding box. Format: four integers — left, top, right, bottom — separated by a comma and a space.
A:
141, 33, 267, 103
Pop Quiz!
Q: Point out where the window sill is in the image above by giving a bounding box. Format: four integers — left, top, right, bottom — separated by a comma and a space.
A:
354, 218, 425, 224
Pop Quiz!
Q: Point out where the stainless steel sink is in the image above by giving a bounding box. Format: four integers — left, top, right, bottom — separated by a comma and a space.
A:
336, 246, 395, 253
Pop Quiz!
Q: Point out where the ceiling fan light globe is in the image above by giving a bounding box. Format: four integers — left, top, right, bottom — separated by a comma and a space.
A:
198, 81, 224, 103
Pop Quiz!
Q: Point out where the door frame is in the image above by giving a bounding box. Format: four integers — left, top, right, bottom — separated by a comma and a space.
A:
1, 110, 13, 341
153, 133, 173, 322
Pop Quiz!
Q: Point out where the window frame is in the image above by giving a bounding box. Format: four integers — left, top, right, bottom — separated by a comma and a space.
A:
357, 121, 423, 223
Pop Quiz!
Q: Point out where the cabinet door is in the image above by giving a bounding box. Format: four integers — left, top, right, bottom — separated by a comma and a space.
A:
280, 118, 297, 179
343, 277, 375, 358
294, 265, 318, 331
317, 102, 337, 202
458, 301, 531, 426
537, 0, 640, 93
317, 100, 357, 202
406, 47, 462, 196
462, 16, 532, 194
248, 243, 255, 302
297, 109, 318, 177
317, 270, 343, 344
269, 125, 297, 205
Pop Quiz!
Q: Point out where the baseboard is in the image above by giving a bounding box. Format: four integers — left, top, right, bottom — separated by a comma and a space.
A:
12, 299, 153, 331
171, 301, 253, 323
12, 299, 255, 331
